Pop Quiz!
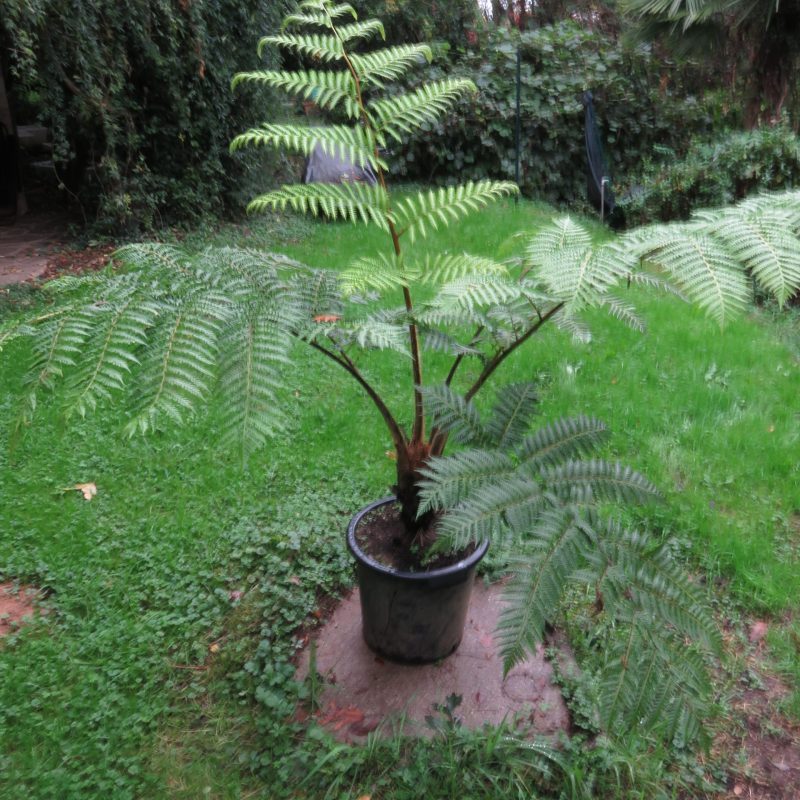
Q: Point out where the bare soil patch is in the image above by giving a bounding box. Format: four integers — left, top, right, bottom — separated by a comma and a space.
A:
0, 583, 45, 637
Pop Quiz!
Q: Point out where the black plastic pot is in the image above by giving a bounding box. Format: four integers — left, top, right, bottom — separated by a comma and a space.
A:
347, 496, 489, 664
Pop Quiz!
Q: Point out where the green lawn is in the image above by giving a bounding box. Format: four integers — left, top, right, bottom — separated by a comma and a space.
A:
1, 197, 798, 798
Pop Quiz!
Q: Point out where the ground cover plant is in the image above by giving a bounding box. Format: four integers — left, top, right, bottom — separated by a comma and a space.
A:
2, 3, 800, 797
1, 194, 799, 797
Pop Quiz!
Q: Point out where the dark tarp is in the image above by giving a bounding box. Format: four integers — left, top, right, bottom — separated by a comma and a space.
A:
583, 91, 616, 221
304, 142, 377, 186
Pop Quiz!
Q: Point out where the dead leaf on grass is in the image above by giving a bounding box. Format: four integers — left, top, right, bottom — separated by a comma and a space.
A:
60, 482, 97, 500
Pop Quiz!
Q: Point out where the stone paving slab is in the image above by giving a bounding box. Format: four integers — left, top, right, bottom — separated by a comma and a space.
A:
295, 581, 573, 742
0, 212, 69, 286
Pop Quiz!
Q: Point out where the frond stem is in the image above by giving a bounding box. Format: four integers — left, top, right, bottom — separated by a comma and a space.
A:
308, 338, 408, 450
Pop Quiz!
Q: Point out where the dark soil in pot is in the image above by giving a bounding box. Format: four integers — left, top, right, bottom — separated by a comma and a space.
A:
354, 500, 476, 572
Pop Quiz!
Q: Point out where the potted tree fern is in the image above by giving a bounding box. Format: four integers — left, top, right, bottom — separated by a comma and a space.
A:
4, 1, 800, 732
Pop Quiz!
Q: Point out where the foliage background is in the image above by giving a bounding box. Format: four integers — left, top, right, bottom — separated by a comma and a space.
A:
0, 0, 293, 233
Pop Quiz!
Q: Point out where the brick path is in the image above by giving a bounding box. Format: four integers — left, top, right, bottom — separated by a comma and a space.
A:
0, 212, 69, 286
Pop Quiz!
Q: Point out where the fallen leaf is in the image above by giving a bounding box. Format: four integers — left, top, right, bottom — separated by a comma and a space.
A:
228, 590, 243, 602
768, 424, 775, 433
385, 450, 396, 460
313, 314, 341, 323
289, 576, 301, 586
209, 643, 220, 653
733, 785, 744, 796
356, 796, 371, 800
75, 482, 97, 501
611, 376, 618, 384
317, 703, 364, 731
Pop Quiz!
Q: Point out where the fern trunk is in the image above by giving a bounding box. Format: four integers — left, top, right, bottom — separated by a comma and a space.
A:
395, 440, 435, 540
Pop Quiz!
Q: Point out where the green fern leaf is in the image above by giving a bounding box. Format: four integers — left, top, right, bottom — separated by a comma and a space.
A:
419, 384, 487, 446
248, 183, 391, 228
349, 44, 432, 85
540, 459, 662, 505
258, 33, 344, 62
339, 253, 416, 294
517, 415, 610, 468
232, 69, 357, 116
484, 382, 539, 450
230, 125, 385, 172
395, 181, 519, 243
369, 79, 476, 142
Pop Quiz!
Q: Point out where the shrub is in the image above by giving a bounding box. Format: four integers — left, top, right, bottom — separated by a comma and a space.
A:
623, 122, 800, 225
387, 22, 724, 207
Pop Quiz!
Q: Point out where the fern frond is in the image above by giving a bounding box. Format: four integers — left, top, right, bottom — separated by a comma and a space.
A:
435, 474, 545, 551
629, 225, 749, 326
339, 253, 417, 294
540, 459, 661, 505
124, 296, 227, 435
416, 253, 508, 285
231, 69, 357, 117
333, 313, 409, 353
712, 209, 800, 307
419, 384, 486, 446
349, 44, 432, 85
217, 316, 292, 455
418, 328, 480, 357
334, 19, 386, 44
498, 506, 590, 671
517, 415, 610, 468
248, 183, 391, 229
417, 449, 515, 515
395, 181, 519, 243
231, 125, 384, 172
434, 273, 522, 310
258, 33, 343, 62
484, 382, 539, 450
63, 296, 160, 419
368, 79, 476, 142
595, 293, 646, 332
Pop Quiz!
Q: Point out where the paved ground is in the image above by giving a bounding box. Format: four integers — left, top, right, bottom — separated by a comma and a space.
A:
0, 212, 69, 286
295, 581, 574, 742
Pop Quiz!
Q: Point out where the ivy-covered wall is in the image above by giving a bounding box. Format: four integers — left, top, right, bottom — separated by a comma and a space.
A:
391, 22, 729, 208
1, 0, 292, 233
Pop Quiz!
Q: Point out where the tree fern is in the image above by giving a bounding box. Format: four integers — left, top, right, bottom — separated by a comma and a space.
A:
421, 389, 718, 744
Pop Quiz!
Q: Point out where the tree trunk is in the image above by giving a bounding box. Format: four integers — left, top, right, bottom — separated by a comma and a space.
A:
394, 439, 433, 541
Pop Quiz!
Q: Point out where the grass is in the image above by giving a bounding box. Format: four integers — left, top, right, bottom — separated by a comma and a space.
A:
1, 196, 799, 797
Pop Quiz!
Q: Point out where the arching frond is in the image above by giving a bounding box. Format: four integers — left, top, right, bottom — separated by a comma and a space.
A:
339, 253, 417, 294
248, 183, 391, 229
395, 181, 519, 243
517, 415, 610, 470
417, 449, 515, 515
416, 253, 508, 285
626, 224, 749, 326
230, 125, 385, 172
497, 507, 591, 671
712, 209, 800, 307
368, 79, 476, 142
258, 33, 344, 62
540, 459, 662, 505
419, 384, 486, 446
349, 44, 432, 85
231, 69, 357, 117
433, 273, 522, 311
484, 382, 539, 451
334, 19, 386, 44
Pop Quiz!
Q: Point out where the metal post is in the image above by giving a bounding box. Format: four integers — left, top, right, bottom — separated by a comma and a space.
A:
514, 46, 521, 204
